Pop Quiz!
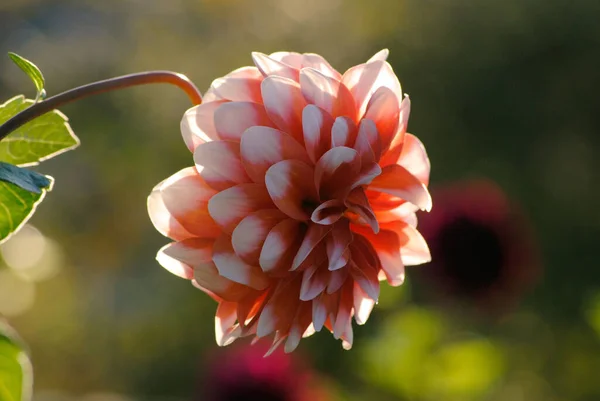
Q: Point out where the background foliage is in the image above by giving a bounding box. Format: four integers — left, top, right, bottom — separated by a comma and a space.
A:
1, 0, 599, 400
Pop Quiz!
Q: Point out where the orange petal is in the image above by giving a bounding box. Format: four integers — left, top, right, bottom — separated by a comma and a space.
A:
350, 260, 380, 301
300, 67, 341, 115
331, 116, 358, 148
398, 133, 430, 186
367, 49, 389, 62
158, 167, 220, 238
311, 199, 345, 225
180, 101, 226, 152
232, 209, 286, 265
333, 281, 354, 340
292, 223, 332, 270
147, 180, 194, 241
253, 52, 300, 81
356, 228, 405, 286
315, 146, 361, 200
241, 126, 310, 184
265, 159, 318, 221
214, 101, 274, 142
215, 301, 239, 346
257, 278, 301, 337
302, 105, 333, 164
260, 218, 304, 275
300, 262, 329, 301
364, 86, 400, 151
261, 76, 307, 143
301, 53, 342, 80
368, 164, 432, 211
208, 183, 273, 234
326, 220, 353, 270
381, 221, 431, 266
194, 140, 251, 191
213, 234, 271, 290
345, 187, 379, 234
211, 75, 263, 103
284, 302, 313, 353
353, 284, 375, 325
342, 60, 402, 117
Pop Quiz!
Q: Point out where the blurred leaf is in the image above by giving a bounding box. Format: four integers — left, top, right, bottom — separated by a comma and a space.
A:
0, 163, 50, 194
0, 177, 53, 245
7, 53, 45, 101
0, 322, 32, 401
0, 96, 79, 167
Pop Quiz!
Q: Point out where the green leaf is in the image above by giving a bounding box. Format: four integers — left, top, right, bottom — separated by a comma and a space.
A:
0, 322, 32, 401
0, 163, 50, 194
0, 96, 79, 167
7, 53, 45, 100
0, 177, 53, 245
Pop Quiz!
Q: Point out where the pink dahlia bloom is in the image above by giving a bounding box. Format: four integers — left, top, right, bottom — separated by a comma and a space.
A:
148, 49, 432, 353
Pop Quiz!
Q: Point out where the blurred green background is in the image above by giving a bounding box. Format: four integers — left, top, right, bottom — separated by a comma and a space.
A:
1, 0, 599, 400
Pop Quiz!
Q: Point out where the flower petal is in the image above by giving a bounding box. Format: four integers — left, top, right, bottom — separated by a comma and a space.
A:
257, 278, 301, 337
194, 140, 251, 191
398, 133, 430, 186
215, 301, 239, 346
209, 66, 264, 102
158, 167, 220, 238
261, 76, 307, 143
383, 221, 431, 266
326, 220, 353, 270
345, 187, 379, 234
342, 60, 402, 117
302, 104, 333, 164
147, 180, 194, 241
181, 101, 227, 152
265, 160, 318, 221
292, 223, 332, 270
301, 53, 342, 80
368, 164, 432, 211
354, 118, 382, 164
300, 262, 329, 301
253, 52, 300, 81
355, 227, 405, 286
367, 49, 389, 62
213, 234, 271, 290
270, 51, 303, 68
314, 146, 361, 200
260, 218, 304, 275
232, 209, 287, 265
299, 68, 338, 115
241, 126, 310, 184
353, 284, 375, 325
311, 199, 345, 225
214, 101, 275, 142
364, 86, 400, 151
331, 116, 358, 148
208, 183, 273, 234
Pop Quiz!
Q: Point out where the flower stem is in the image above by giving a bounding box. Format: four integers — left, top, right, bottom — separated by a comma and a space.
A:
0, 71, 202, 141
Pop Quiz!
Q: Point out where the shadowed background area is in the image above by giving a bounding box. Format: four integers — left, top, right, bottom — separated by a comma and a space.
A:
1, 0, 600, 400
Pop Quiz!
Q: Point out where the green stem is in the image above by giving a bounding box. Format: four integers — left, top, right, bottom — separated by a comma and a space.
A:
0, 71, 202, 141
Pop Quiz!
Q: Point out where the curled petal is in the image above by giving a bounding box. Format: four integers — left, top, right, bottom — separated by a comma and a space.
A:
265, 160, 318, 221
260, 219, 304, 275
364, 86, 400, 151
158, 167, 220, 238
194, 140, 250, 191
331, 116, 358, 148
368, 164, 432, 211
232, 209, 287, 265
210, 73, 263, 103
345, 187, 379, 234
213, 234, 271, 290
300, 262, 329, 301
241, 126, 310, 184
214, 101, 275, 142
367, 49, 389, 62
147, 180, 194, 241
315, 147, 361, 200
301, 53, 342, 80
342, 60, 402, 117
181, 101, 226, 151
208, 183, 273, 234
353, 284, 375, 325
257, 278, 301, 337
302, 105, 333, 164
253, 52, 300, 81
326, 220, 353, 270
350, 260, 380, 301
327, 267, 348, 294
311, 199, 345, 225
261, 76, 307, 143
215, 302, 239, 346
293, 223, 332, 270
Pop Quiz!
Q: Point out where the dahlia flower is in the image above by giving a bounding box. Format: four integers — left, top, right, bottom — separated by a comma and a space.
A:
416, 180, 539, 311
148, 49, 431, 353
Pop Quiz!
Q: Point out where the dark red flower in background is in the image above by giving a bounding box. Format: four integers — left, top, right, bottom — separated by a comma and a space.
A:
196, 345, 330, 401
415, 179, 540, 312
